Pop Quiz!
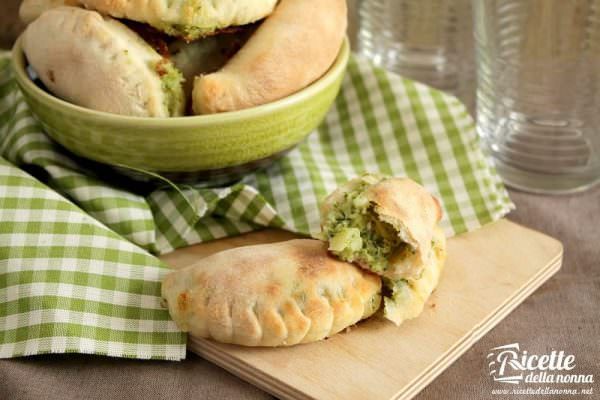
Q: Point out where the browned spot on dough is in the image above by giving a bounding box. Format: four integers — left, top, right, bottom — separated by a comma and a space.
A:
155, 58, 169, 77
177, 292, 188, 312
47, 70, 55, 83
266, 283, 281, 297
294, 240, 336, 278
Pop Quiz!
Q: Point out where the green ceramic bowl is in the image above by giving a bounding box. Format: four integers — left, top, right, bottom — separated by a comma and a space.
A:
11, 36, 349, 183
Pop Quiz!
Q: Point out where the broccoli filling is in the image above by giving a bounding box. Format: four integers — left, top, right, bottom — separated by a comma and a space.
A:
383, 277, 410, 302
323, 181, 406, 273
382, 277, 413, 323
156, 20, 259, 42
157, 23, 216, 41
154, 59, 185, 116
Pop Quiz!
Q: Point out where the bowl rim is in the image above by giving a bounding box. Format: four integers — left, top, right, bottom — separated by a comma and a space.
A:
11, 35, 350, 126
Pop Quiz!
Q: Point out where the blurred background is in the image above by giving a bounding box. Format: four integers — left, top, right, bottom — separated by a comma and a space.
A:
0, 1, 25, 49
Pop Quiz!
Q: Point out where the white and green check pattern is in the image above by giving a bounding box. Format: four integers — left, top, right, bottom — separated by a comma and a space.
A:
0, 159, 186, 360
0, 53, 513, 359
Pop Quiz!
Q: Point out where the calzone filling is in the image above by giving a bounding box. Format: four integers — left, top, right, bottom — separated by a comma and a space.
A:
321, 176, 411, 274
321, 174, 444, 325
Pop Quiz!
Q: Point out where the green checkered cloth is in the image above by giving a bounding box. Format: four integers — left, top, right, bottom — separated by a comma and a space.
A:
0, 52, 513, 360
0, 159, 186, 359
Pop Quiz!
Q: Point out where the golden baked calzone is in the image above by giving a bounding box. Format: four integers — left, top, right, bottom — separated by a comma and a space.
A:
22, 7, 185, 117
161, 239, 381, 346
192, 0, 348, 114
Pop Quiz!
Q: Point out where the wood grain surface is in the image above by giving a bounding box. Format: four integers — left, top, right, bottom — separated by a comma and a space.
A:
163, 219, 562, 400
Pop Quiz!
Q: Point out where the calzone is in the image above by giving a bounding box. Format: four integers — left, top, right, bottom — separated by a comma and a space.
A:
193, 0, 347, 114
162, 239, 382, 346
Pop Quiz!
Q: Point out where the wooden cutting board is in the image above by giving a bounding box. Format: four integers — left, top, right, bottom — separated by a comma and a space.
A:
160, 219, 562, 400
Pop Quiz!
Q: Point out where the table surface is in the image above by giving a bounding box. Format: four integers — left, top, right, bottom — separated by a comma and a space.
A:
1, 2, 599, 399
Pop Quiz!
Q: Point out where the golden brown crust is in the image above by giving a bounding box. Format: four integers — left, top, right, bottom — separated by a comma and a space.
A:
192, 0, 348, 114
161, 239, 382, 347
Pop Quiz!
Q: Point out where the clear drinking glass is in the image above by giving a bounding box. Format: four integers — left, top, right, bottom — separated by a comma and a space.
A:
474, 0, 600, 194
357, 0, 475, 111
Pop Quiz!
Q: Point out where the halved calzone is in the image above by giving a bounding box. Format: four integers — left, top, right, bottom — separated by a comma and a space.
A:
320, 173, 442, 281
319, 173, 446, 325
161, 239, 381, 347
